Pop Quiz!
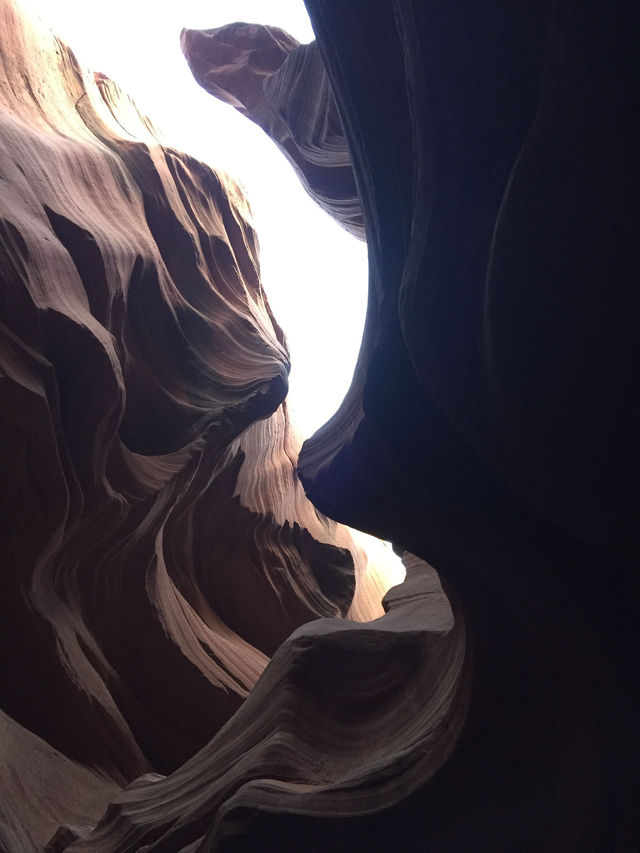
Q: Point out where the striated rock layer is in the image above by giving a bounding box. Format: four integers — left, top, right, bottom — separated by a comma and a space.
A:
0, 1, 403, 847
2, 0, 638, 850
187, 1, 639, 850
296, 0, 640, 850
67, 553, 464, 852
181, 23, 364, 240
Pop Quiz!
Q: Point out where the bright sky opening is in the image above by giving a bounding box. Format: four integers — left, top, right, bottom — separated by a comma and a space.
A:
22, 0, 368, 439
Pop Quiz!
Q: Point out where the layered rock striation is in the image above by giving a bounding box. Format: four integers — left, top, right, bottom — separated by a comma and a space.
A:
189, 1, 639, 849
66, 553, 464, 852
2, 0, 638, 850
296, 1, 639, 849
181, 23, 364, 240
0, 1, 402, 847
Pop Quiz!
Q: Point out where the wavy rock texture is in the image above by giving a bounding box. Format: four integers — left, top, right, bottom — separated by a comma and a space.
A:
4, 0, 638, 850
66, 553, 465, 852
181, 23, 364, 240
295, 1, 639, 850
189, 1, 637, 850
0, 1, 402, 848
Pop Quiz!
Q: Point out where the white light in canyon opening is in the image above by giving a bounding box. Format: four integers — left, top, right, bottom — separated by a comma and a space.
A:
24, 0, 369, 441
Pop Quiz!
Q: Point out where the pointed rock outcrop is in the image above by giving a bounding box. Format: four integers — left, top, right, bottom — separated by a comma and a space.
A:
181, 23, 364, 239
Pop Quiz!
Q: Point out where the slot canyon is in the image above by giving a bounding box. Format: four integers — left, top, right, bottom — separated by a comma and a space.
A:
0, 1, 638, 851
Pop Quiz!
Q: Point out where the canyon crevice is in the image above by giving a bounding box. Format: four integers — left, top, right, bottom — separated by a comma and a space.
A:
1, 0, 639, 851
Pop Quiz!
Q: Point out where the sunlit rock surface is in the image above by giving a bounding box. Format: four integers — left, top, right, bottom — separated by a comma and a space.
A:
0, 1, 402, 847
181, 23, 364, 239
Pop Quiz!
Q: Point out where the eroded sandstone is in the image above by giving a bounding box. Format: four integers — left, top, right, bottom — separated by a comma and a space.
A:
0, 1, 403, 846
181, 23, 364, 240
2, 0, 638, 850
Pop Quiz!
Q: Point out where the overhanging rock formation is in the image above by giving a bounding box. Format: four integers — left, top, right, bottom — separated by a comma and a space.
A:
294, 0, 638, 849
181, 22, 364, 240
185, 1, 639, 850
66, 553, 465, 852
1, 0, 639, 851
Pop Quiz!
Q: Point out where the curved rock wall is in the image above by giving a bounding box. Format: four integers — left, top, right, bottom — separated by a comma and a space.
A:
0, 2, 401, 847
2, 0, 638, 850
66, 552, 464, 852
188, 1, 639, 850
298, 1, 640, 850
182, 23, 364, 239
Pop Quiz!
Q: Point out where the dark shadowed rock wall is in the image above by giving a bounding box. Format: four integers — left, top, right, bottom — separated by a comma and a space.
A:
297, 1, 640, 850
186, 0, 639, 850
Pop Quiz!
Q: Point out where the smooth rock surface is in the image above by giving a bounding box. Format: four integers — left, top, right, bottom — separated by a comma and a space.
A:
297, 0, 640, 850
